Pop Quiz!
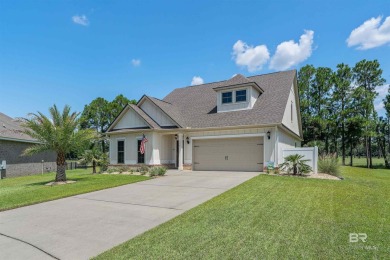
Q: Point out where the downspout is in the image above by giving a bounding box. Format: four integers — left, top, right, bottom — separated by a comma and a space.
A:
275, 126, 279, 166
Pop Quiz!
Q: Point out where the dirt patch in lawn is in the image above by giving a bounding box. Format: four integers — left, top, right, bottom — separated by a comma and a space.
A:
45, 180, 77, 186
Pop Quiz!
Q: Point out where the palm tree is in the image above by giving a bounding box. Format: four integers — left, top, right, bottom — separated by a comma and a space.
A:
78, 148, 103, 174
23, 105, 95, 182
279, 154, 312, 175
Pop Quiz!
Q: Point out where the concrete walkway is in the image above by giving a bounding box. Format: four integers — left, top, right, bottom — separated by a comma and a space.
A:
0, 170, 257, 260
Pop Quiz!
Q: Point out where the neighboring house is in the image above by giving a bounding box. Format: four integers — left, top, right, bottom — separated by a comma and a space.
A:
106, 70, 302, 172
0, 112, 56, 177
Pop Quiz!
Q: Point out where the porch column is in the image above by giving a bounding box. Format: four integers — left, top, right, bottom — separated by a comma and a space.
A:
178, 133, 184, 170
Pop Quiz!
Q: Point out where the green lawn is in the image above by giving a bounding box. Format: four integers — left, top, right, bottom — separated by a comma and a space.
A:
340, 156, 387, 168
0, 169, 149, 211
95, 167, 389, 259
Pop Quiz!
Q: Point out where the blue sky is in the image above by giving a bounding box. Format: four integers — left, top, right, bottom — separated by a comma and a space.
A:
0, 0, 389, 118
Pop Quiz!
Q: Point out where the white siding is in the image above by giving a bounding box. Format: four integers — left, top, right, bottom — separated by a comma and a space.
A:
151, 133, 175, 165
108, 127, 301, 168
277, 128, 301, 165
282, 83, 300, 136
113, 107, 148, 130
109, 133, 153, 165
140, 99, 176, 126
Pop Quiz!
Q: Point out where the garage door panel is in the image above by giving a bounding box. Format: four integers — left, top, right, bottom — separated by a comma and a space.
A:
193, 137, 263, 172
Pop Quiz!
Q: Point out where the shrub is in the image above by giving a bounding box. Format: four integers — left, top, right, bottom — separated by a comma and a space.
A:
118, 166, 129, 173
149, 166, 167, 177
107, 167, 119, 173
274, 167, 280, 175
157, 166, 167, 176
318, 153, 340, 176
149, 167, 159, 177
279, 154, 311, 175
139, 165, 149, 175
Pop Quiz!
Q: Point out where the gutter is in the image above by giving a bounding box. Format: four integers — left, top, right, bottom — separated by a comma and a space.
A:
0, 136, 41, 144
106, 123, 279, 135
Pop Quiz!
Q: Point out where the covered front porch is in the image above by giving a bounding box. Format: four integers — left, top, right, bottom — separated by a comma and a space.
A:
108, 131, 189, 170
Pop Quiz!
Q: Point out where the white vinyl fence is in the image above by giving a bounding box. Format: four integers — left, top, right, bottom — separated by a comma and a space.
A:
282, 146, 318, 174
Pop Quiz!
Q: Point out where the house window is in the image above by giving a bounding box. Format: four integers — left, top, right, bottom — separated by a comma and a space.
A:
137, 140, 145, 164
117, 140, 124, 164
236, 90, 247, 102
222, 92, 232, 104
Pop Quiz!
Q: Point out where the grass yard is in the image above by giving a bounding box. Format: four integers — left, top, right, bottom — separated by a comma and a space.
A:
95, 167, 389, 259
0, 169, 149, 211
339, 156, 387, 169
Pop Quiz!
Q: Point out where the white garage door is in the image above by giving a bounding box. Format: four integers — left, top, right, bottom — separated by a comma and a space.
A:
193, 137, 264, 172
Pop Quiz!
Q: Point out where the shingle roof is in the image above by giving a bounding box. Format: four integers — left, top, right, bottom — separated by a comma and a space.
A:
161, 70, 296, 128
223, 74, 250, 85
0, 112, 37, 142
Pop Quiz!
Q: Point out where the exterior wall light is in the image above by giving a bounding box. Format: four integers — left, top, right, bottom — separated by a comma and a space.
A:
174, 134, 178, 140
186, 136, 190, 144
267, 131, 271, 140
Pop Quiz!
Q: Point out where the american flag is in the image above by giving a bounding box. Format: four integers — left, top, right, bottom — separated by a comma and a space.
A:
140, 134, 148, 155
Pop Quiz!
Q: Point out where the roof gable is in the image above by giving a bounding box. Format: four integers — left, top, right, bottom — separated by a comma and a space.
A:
107, 104, 160, 132
224, 74, 250, 85
138, 96, 184, 127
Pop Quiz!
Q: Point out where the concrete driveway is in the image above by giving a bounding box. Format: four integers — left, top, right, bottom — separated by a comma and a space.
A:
0, 170, 257, 260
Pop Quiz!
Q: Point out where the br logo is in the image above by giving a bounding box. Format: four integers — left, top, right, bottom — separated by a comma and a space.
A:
349, 233, 367, 243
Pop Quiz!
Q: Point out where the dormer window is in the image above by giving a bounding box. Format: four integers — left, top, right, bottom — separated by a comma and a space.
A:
213, 78, 264, 113
236, 90, 247, 102
222, 92, 233, 104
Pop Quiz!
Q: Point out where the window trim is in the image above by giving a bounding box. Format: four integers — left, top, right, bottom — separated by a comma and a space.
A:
235, 89, 247, 103
221, 91, 233, 104
117, 139, 125, 164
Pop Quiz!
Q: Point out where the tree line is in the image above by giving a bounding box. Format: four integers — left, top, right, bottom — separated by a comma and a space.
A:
298, 59, 388, 169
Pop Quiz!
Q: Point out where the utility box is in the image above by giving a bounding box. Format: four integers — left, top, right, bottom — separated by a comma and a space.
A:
0, 160, 6, 179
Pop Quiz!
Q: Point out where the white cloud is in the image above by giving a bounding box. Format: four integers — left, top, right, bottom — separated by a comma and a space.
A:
374, 84, 389, 113
131, 59, 141, 67
269, 30, 314, 70
232, 40, 270, 72
72, 15, 89, 26
191, 76, 204, 86
347, 16, 390, 50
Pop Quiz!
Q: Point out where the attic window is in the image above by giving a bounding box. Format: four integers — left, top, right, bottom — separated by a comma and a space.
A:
222, 92, 232, 104
236, 90, 247, 102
